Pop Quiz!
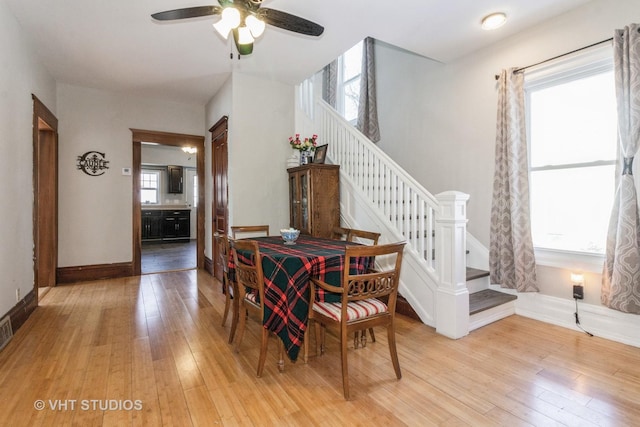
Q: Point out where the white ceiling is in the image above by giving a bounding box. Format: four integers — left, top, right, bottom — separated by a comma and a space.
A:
4, 0, 592, 105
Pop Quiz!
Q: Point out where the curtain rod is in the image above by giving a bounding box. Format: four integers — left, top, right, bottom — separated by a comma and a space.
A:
494, 37, 613, 80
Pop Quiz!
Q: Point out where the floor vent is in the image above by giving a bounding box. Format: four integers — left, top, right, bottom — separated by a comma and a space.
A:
0, 316, 13, 352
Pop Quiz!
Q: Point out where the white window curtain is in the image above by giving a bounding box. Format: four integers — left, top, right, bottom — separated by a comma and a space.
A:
602, 24, 640, 313
356, 37, 380, 143
489, 68, 538, 292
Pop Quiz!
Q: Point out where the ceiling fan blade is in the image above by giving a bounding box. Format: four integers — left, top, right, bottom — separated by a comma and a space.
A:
151, 6, 222, 21
258, 8, 324, 37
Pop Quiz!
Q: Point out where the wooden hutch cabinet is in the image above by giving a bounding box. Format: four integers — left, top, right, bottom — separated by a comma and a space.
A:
287, 164, 340, 238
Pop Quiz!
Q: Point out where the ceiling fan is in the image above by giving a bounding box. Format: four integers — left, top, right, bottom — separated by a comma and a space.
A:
152, 0, 324, 56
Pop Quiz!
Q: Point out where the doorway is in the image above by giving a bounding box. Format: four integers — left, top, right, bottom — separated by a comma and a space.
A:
32, 95, 58, 301
140, 147, 197, 274
131, 129, 205, 275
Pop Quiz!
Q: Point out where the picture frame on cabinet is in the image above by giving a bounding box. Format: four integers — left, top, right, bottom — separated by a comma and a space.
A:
313, 144, 328, 164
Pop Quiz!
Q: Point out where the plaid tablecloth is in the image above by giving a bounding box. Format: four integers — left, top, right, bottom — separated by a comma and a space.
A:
229, 235, 371, 362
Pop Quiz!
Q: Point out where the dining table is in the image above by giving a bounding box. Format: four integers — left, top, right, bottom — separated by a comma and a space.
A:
229, 234, 372, 362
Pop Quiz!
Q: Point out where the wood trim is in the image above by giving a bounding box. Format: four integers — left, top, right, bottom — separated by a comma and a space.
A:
56, 262, 134, 284
32, 95, 59, 305
131, 129, 205, 275
210, 116, 229, 282
5, 290, 37, 333
130, 129, 203, 146
204, 256, 214, 275
133, 140, 142, 275
32, 94, 58, 128
196, 134, 205, 271
208, 115, 228, 133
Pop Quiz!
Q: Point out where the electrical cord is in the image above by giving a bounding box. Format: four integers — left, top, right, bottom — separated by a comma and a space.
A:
574, 298, 594, 337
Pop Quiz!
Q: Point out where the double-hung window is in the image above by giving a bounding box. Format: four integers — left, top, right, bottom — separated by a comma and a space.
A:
525, 45, 617, 270
337, 40, 363, 124
141, 170, 161, 204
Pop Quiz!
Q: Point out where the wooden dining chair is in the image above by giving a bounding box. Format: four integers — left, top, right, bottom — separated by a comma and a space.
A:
346, 228, 381, 348
346, 228, 380, 245
230, 238, 284, 377
217, 234, 238, 344
331, 227, 351, 241
231, 225, 270, 239
305, 242, 405, 399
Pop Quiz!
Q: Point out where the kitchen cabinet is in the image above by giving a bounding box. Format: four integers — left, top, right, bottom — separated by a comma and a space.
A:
167, 165, 183, 194
287, 164, 340, 238
162, 210, 190, 240
141, 210, 163, 241
142, 209, 190, 242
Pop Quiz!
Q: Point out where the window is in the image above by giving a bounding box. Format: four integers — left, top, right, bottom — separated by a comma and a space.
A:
526, 46, 617, 263
337, 40, 363, 123
141, 170, 160, 204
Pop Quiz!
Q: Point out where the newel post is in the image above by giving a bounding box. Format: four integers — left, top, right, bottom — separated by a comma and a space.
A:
435, 191, 470, 339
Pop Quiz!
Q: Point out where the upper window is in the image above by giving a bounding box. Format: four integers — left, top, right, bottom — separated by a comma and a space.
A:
526, 46, 617, 257
337, 40, 363, 124
141, 170, 160, 204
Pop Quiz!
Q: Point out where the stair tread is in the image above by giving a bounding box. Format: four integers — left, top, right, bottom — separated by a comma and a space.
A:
466, 267, 489, 281
469, 289, 517, 315
388, 270, 497, 320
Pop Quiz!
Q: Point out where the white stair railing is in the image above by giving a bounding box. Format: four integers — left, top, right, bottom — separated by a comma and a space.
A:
297, 77, 470, 338
317, 101, 437, 269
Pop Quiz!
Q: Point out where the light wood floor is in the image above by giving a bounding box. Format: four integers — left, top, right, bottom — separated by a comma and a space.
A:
2, 269, 640, 426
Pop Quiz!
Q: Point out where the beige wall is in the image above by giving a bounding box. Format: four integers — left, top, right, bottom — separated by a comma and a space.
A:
56, 83, 204, 267
204, 73, 295, 260
0, 1, 56, 316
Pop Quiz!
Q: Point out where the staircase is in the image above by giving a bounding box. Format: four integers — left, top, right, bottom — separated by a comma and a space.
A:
395, 268, 517, 332
295, 76, 515, 337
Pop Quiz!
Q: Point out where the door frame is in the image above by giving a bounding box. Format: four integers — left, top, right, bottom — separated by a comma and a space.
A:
211, 116, 229, 281
131, 129, 205, 275
32, 95, 59, 299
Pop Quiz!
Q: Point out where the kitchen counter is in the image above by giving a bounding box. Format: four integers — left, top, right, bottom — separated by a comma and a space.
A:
142, 205, 190, 210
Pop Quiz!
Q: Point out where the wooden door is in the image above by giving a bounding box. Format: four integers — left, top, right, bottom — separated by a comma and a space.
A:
211, 116, 229, 282
32, 96, 58, 295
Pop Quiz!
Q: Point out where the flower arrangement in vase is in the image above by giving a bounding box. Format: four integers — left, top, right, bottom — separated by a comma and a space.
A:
289, 134, 318, 165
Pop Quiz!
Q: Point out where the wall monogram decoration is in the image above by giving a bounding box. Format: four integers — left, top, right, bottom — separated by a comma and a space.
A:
77, 151, 110, 176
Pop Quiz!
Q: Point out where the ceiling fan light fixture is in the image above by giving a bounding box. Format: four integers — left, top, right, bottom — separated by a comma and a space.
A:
221, 7, 241, 28
246, 15, 266, 38
481, 12, 507, 30
153, 3, 324, 57
213, 7, 241, 38
213, 20, 232, 39
237, 26, 254, 45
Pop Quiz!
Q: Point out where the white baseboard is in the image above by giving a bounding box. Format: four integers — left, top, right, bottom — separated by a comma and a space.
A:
514, 292, 640, 348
